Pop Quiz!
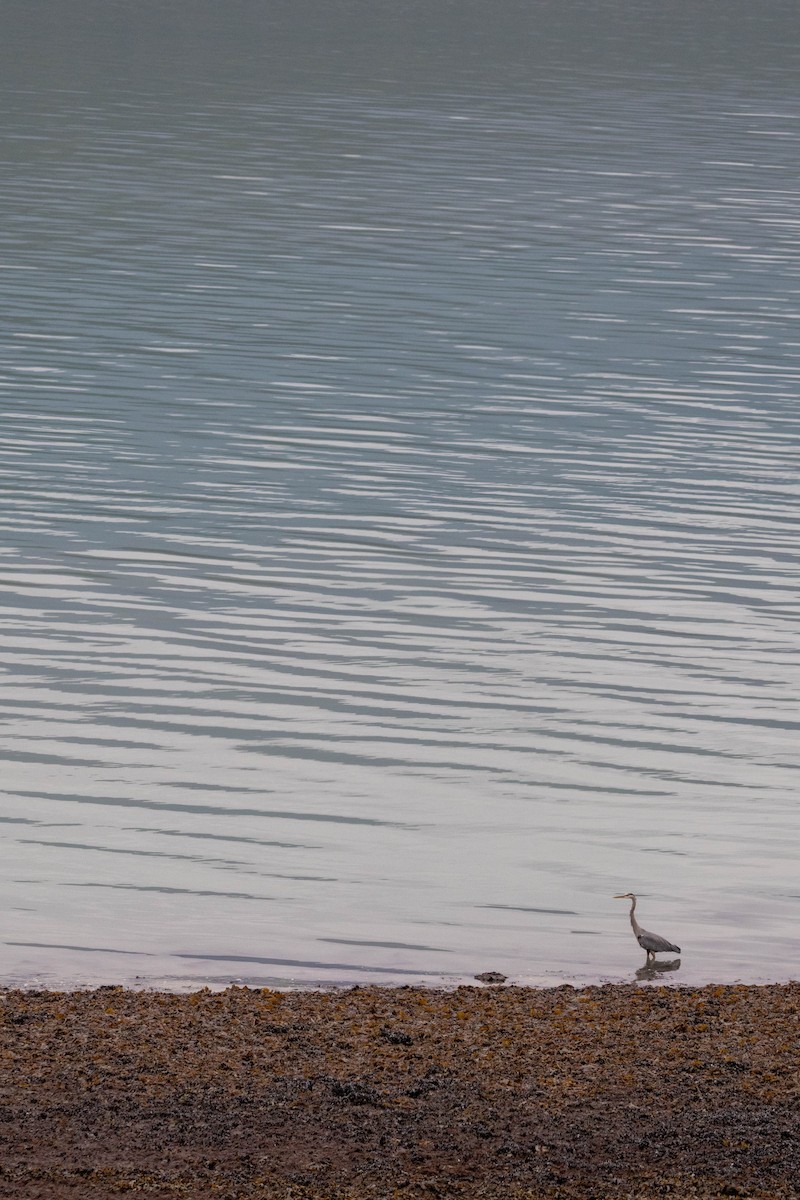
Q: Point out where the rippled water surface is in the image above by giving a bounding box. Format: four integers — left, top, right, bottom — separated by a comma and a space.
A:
1, 1, 799, 989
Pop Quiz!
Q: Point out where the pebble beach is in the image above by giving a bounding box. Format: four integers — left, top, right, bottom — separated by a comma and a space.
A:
1, 981, 798, 1198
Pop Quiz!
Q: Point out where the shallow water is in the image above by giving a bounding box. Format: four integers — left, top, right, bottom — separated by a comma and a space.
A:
1, 1, 799, 990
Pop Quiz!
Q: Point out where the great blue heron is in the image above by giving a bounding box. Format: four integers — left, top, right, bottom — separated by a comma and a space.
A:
614, 893, 680, 962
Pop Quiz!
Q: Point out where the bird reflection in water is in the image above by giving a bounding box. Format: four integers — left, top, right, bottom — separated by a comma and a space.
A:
635, 956, 681, 982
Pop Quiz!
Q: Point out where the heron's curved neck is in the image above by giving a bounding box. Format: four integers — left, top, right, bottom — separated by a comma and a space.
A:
628, 897, 642, 936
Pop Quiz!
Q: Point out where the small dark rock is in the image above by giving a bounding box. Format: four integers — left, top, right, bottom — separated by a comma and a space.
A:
380, 1025, 413, 1045
330, 1080, 380, 1106
475, 972, 507, 985
406, 1078, 441, 1099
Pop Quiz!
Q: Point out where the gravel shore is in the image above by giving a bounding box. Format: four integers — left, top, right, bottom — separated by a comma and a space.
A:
1, 982, 797, 1198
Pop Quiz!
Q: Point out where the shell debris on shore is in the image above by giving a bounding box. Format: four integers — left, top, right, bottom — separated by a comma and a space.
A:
0, 982, 798, 1198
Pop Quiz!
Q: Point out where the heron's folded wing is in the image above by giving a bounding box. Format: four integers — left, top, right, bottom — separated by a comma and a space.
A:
638, 929, 680, 953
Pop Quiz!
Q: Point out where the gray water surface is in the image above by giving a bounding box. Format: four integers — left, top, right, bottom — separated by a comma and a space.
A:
1, 1, 799, 990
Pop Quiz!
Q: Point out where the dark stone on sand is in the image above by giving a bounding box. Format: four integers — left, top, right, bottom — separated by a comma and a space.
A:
474, 971, 508, 984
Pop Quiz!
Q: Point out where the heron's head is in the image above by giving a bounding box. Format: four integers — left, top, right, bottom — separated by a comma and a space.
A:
613, 892, 636, 900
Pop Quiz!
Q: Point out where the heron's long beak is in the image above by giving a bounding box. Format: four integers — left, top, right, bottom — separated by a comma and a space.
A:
613, 894, 628, 899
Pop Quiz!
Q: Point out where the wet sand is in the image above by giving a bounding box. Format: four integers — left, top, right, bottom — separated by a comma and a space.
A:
0, 982, 797, 1198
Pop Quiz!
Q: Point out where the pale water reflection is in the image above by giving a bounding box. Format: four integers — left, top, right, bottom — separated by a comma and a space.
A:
0, 1, 798, 991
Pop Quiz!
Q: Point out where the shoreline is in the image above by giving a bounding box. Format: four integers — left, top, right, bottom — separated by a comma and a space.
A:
4, 961, 797, 995
1, 981, 798, 1198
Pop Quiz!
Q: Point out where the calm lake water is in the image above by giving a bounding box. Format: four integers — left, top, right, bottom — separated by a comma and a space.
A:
1, 1, 799, 990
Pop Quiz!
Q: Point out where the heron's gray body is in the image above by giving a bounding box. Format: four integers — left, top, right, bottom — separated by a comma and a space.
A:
615, 893, 680, 962
636, 929, 681, 955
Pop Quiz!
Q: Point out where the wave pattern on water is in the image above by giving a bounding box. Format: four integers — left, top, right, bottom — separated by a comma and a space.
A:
1, 69, 799, 988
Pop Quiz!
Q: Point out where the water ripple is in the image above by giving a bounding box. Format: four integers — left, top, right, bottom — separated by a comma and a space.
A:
1, 28, 799, 987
